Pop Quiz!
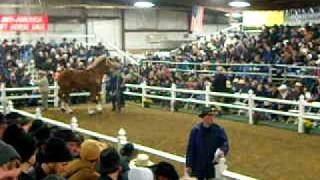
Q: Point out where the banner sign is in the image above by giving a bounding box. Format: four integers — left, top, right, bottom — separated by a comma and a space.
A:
0, 15, 48, 32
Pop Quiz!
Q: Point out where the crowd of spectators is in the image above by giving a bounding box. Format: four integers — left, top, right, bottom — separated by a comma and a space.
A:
0, 112, 181, 180
140, 24, 320, 104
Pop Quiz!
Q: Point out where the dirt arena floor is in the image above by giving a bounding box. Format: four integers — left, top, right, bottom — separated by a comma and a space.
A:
34, 102, 320, 180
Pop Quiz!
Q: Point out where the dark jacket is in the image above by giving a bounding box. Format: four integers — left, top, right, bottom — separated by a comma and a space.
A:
28, 165, 47, 180
213, 74, 227, 92
186, 123, 229, 179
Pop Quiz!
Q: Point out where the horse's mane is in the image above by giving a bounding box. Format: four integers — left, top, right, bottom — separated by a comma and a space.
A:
86, 56, 107, 70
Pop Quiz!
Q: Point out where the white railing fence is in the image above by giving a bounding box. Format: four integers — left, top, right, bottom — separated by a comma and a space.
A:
125, 82, 320, 134
1, 81, 320, 134
0, 93, 257, 180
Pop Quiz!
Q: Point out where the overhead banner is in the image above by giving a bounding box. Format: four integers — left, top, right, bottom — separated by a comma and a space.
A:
243, 11, 284, 27
0, 15, 48, 32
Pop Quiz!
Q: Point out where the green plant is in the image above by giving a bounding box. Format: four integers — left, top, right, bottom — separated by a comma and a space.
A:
304, 120, 313, 133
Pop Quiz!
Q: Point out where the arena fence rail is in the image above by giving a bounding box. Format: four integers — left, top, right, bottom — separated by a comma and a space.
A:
1, 82, 320, 134
0, 97, 257, 180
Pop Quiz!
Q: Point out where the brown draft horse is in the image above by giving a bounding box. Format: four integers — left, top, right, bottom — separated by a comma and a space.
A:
57, 56, 117, 114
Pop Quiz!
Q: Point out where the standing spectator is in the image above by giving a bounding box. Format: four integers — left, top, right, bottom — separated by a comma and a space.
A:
53, 129, 83, 159
37, 71, 49, 111
212, 66, 227, 92
186, 107, 229, 180
62, 140, 102, 180
108, 71, 125, 112
29, 138, 72, 179
0, 140, 21, 180
120, 143, 135, 180
97, 147, 122, 180
150, 162, 179, 180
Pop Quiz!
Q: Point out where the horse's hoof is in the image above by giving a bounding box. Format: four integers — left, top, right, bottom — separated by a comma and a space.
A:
88, 110, 96, 115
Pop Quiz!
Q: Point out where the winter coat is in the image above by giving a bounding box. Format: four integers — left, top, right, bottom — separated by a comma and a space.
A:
186, 123, 229, 179
63, 159, 99, 180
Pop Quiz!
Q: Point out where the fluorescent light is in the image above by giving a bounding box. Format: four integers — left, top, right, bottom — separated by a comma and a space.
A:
225, 13, 242, 18
228, 1, 251, 8
134, 1, 155, 8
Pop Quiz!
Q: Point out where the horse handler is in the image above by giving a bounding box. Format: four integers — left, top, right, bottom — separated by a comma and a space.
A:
37, 70, 49, 111
185, 107, 229, 180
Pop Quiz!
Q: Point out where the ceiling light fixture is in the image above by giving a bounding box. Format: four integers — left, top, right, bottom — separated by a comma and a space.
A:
228, 0, 251, 8
134, 1, 155, 8
225, 12, 242, 18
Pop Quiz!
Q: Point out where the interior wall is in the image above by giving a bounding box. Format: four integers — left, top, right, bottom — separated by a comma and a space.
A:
124, 9, 189, 51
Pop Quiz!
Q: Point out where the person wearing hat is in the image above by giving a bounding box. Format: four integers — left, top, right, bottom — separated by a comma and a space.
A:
98, 147, 122, 180
62, 140, 102, 180
0, 140, 21, 179
185, 107, 229, 180
291, 82, 304, 101
120, 143, 135, 180
150, 161, 179, 180
276, 84, 293, 121
53, 129, 83, 158
35, 70, 49, 111
28, 137, 72, 180
2, 124, 37, 180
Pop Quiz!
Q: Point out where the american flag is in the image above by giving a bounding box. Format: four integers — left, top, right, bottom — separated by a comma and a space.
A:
190, 5, 205, 33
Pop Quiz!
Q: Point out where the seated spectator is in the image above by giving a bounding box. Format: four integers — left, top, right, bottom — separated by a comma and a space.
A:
63, 139, 102, 180
28, 137, 72, 179
98, 147, 122, 180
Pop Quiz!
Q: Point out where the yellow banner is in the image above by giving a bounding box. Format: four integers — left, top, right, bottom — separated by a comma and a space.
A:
243, 11, 284, 27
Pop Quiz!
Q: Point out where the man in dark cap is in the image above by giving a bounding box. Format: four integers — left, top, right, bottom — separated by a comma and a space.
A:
120, 143, 135, 180
2, 124, 37, 180
98, 147, 122, 180
150, 161, 179, 180
53, 129, 83, 158
0, 140, 21, 179
29, 137, 72, 180
186, 107, 229, 180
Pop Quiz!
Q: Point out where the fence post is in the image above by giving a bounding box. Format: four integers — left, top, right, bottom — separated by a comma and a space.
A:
298, 95, 305, 133
141, 81, 146, 108
53, 81, 59, 108
1, 83, 7, 115
70, 116, 79, 130
268, 65, 273, 82
248, 90, 255, 125
35, 107, 42, 119
7, 100, 13, 114
205, 82, 211, 107
170, 83, 176, 112
117, 128, 127, 152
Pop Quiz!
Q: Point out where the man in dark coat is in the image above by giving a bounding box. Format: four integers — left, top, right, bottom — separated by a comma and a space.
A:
98, 147, 123, 180
108, 71, 125, 111
186, 107, 229, 180
212, 66, 227, 92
